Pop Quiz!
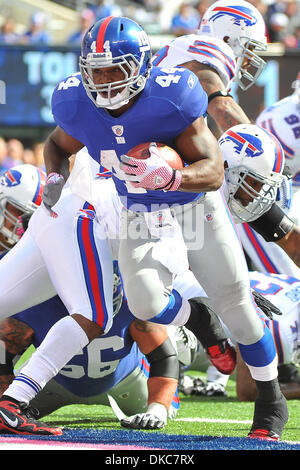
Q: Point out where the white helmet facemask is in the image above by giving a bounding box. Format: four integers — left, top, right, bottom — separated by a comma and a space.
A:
233, 36, 266, 90
219, 124, 285, 223
225, 165, 283, 222
199, 0, 267, 90
0, 165, 45, 251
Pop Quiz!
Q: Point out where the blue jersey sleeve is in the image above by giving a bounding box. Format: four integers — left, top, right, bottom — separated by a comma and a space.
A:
144, 67, 208, 138
51, 73, 93, 143
175, 68, 208, 125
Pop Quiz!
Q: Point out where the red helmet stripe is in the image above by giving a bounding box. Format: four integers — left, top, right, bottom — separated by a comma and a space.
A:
96, 16, 115, 52
213, 6, 253, 21
227, 129, 258, 152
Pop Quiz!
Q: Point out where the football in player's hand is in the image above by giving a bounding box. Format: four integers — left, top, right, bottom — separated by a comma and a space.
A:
127, 142, 184, 170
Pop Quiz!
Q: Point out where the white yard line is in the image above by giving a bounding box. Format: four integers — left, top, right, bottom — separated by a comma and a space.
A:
175, 417, 253, 424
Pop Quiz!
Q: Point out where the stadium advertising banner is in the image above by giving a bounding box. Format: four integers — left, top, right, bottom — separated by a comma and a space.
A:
0, 45, 80, 127
0, 45, 299, 127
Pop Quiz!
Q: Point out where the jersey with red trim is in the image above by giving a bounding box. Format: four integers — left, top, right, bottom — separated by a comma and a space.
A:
152, 34, 237, 91
51, 66, 207, 211
250, 271, 300, 364
256, 94, 300, 190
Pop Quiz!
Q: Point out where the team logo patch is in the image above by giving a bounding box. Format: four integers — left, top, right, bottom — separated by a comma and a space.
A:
205, 213, 214, 222
1, 169, 22, 187
210, 5, 257, 26
112, 125, 124, 136
78, 208, 96, 220
219, 130, 264, 158
188, 74, 196, 89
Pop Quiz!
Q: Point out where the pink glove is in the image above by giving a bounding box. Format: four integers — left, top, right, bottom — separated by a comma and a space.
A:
119, 144, 182, 191
42, 172, 65, 218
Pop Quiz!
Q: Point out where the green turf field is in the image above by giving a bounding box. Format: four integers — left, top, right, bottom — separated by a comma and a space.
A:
40, 370, 300, 442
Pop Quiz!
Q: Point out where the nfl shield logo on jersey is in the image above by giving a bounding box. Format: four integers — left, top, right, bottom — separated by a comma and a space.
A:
112, 125, 124, 136
112, 125, 125, 144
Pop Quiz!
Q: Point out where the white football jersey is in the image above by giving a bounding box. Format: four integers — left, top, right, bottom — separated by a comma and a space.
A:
249, 271, 300, 364
153, 34, 237, 91
256, 94, 300, 191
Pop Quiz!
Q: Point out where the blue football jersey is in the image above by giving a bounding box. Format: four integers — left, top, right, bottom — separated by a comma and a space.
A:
52, 66, 208, 211
13, 297, 145, 397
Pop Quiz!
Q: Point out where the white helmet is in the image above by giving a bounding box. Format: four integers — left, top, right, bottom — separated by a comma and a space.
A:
199, 0, 267, 90
219, 124, 285, 222
0, 164, 46, 250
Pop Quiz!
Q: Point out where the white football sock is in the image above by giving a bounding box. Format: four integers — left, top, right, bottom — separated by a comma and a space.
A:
4, 316, 89, 404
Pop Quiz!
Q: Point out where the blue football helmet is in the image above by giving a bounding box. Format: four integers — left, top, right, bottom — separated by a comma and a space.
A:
79, 16, 152, 109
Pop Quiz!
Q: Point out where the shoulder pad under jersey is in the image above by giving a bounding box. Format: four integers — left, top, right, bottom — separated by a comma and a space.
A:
145, 66, 208, 126
51, 72, 91, 140
153, 34, 236, 90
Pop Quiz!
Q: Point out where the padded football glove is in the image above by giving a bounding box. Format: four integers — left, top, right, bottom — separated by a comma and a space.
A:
119, 144, 182, 191
42, 172, 65, 218
120, 403, 167, 430
252, 290, 282, 320
196, 381, 228, 397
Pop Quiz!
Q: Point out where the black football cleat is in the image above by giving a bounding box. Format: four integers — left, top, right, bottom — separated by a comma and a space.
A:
186, 298, 236, 375
206, 339, 236, 375
0, 400, 62, 435
248, 393, 288, 441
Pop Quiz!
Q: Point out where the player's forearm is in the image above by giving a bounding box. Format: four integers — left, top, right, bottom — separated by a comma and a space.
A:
277, 227, 300, 268
44, 135, 71, 181
179, 157, 224, 192
147, 376, 178, 410
208, 97, 251, 135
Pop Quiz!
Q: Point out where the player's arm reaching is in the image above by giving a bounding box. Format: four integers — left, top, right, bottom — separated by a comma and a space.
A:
121, 115, 224, 193
276, 225, 300, 268
248, 203, 300, 269
120, 320, 179, 429
181, 63, 250, 138
0, 318, 34, 396
42, 126, 84, 217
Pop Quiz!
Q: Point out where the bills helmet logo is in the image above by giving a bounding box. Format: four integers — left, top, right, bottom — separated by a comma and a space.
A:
1, 169, 22, 187
220, 130, 264, 158
210, 5, 258, 26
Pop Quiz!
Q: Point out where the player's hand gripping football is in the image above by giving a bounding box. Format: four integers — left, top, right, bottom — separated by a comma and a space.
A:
120, 403, 167, 430
119, 143, 182, 191
42, 172, 65, 218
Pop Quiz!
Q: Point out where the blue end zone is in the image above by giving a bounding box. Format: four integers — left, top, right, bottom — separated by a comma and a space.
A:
2, 429, 300, 451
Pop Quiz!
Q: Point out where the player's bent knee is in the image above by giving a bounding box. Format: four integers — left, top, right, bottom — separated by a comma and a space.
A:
125, 278, 168, 321
71, 314, 104, 341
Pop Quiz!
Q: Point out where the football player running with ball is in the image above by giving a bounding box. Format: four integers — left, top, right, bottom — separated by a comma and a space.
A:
0, 16, 288, 440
